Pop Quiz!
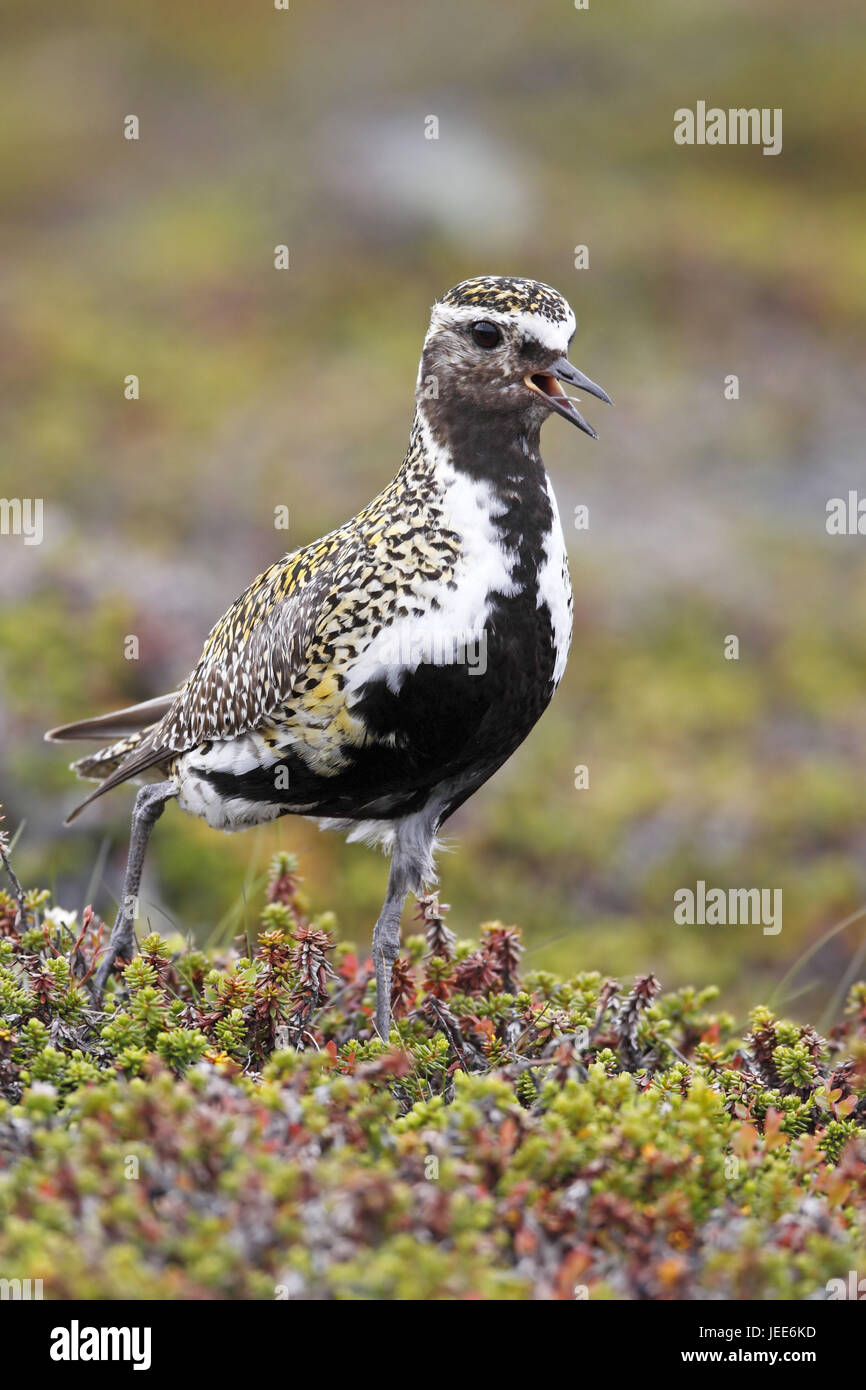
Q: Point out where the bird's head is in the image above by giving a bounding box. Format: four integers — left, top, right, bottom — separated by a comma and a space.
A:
417, 275, 610, 441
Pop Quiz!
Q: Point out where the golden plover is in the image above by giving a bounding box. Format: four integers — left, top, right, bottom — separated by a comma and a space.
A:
46, 275, 610, 1035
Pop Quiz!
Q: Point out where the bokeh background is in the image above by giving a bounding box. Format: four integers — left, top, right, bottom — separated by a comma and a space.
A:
2, 0, 866, 1023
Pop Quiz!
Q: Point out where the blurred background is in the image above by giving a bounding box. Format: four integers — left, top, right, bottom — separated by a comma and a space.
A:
2, 0, 866, 1022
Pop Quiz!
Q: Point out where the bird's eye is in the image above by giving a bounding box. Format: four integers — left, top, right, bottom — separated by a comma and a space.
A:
471, 320, 501, 349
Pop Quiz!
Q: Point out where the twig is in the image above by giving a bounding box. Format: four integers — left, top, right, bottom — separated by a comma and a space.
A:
509, 1000, 552, 1056
0, 811, 27, 927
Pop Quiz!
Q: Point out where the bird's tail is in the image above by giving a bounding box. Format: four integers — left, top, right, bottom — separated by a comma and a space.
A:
44, 694, 176, 748
45, 693, 178, 821
67, 732, 150, 783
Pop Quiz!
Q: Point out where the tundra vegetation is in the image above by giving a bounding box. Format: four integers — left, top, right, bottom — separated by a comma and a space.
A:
1, 841, 864, 1301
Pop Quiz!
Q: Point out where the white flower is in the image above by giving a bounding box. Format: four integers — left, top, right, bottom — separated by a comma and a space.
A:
43, 907, 78, 931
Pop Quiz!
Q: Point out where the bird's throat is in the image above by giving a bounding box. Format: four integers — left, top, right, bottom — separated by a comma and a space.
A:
415, 399, 546, 490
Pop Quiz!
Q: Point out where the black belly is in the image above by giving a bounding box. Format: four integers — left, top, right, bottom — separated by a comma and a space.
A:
195, 589, 561, 824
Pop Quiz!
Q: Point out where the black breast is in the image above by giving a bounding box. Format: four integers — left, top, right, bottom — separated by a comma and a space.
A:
197, 424, 564, 826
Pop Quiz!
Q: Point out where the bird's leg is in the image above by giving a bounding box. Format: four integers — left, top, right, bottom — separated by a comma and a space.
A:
93, 781, 177, 998
372, 810, 441, 1039
372, 857, 410, 1041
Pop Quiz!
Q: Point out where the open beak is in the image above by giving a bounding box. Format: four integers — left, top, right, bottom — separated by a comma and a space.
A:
524, 356, 612, 439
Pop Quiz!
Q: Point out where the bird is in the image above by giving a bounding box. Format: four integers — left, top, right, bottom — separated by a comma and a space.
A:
45, 275, 610, 1037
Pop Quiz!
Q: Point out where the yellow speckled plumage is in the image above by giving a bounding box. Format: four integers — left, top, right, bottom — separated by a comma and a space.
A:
441, 275, 572, 324
71, 420, 462, 791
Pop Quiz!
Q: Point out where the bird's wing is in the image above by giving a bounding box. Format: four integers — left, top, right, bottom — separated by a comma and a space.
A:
63, 544, 345, 818
156, 548, 341, 751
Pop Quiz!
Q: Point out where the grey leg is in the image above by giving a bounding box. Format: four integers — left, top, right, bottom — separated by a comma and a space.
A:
372, 858, 410, 1040
372, 808, 442, 1039
93, 781, 177, 997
